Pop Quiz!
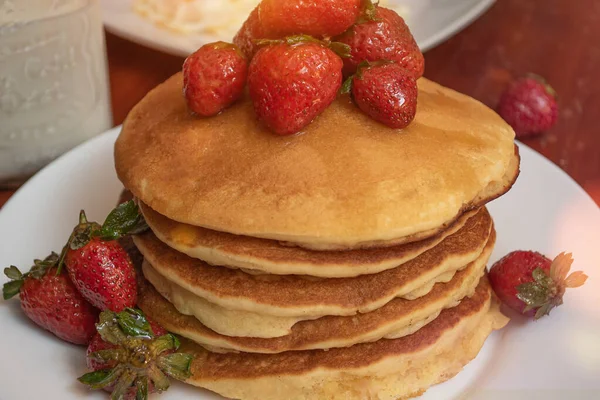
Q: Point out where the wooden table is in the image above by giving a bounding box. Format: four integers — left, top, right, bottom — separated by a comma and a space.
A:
1, 0, 599, 208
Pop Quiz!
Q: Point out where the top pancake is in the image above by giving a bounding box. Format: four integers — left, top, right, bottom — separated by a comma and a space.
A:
115, 73, 516, 249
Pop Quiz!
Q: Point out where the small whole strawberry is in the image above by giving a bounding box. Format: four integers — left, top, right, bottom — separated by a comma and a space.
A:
62, 200, 148, 312
234, 0, 362, 59
79, 308, 192, 400
343, 61, 418, 129
334, 5, 424, 79
497, 75, 558, 138
233, 7, 268, 60
183, 41, 248, 117
259, 0, 361, 39
248, 36, 344, 135
3, 254, 98, 345
489, 251, 587, 319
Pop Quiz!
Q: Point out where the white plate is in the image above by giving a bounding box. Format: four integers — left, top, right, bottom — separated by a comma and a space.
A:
1, 127, 599, 400
101, 0, 495, 56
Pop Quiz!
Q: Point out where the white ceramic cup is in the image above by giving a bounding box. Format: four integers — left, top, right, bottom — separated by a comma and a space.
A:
0, 0, 112, 187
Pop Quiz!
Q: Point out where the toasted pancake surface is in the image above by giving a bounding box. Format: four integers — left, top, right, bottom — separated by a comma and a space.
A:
116, 73, 516, 249
142, 202, 481, 277
138, 248, 488, 353
177, 277, 508, 400
133, 208, 493, 319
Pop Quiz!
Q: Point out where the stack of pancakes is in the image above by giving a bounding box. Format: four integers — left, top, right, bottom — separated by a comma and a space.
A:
115, 73, 519, 400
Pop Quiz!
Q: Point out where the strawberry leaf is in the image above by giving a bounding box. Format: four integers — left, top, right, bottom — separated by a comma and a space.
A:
516, 267, 554, 310
2, 280, 23, 300
4, 266, 22, 280
111, 369, 137, 400
116, 308, 152, 339
357, 0, 380, 24
157, 353, 194, 381
70, 225, 93, 250
340, 76, 354, 94
147, 364, 171, 392
98, 201, 149, 241
329, 42, 351, 58
135, 376, 149, 400
78, 367, 123, 389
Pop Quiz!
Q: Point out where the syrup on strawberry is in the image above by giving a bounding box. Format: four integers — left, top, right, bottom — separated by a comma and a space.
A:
248, 36, 345, 135
183, 41, 248, 117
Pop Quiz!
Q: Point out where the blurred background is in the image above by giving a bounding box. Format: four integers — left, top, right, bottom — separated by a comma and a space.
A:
1, 0, 599, 206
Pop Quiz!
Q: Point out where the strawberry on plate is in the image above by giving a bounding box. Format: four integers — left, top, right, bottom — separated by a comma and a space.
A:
343, 61, 418, 129
183, 41, 248, 117
489, 251, 587, 319
61, 200, 147, 312
79, 308, 193, 400
334, 5, 424, 79
248, 36, 344, 135
3, 254, 98, 345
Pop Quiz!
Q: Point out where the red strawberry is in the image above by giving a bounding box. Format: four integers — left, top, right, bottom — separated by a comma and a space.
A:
65, 237, 137, 312
334, 6, 424, 79
497, 75, 558, 138
59, 200, 148, 312
233, 7, 269, 59
79, 308, 192, 400
345, 61, 418, 129
183, 41, 248, 117
3, 255, 98, 345
234, 0, 362, 59
259, 0, 361, 38
248, 37, 344, 135
489, 251, 587, 319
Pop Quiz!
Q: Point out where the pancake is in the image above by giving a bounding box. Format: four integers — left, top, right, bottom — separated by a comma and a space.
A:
178, 277, 509, 400
115, 73, 517, 250
133, 207, 493, 318
137, 225, 495, 338
138, 250, 487, 353
141, 201, 480, 277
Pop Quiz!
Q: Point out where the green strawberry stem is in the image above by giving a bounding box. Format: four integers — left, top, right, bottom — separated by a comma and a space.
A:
78, 308, 193, 400
357, 0, 380, 23
254, 35, 351, 59
516, 252, 588, 319
3, 253, 59, 299
55, 200, 148, 275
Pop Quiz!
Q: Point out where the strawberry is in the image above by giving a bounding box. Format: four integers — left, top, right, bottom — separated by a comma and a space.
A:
60, 200, 149, 312
489, 251, 587, 319
334, 5, 424, 79
248, 36, 344, 135
79, 308, 193, 400
86, 318, 167, 372
3, 254, 98, 345
233, 7, 268, 59
343, 61, 418, 129
497, 75, 558, 138
234, 0, 362, 59
183, 41, 248, 117
259, 0, 361, 38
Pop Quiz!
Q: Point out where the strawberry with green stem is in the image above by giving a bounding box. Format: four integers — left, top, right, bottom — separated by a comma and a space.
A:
3, 253, 99, 345
79, 308, 193, 400
248, 35, 348, 135
234, 0, 364, 59
489, 251, 588, 319
341, 60, 418, 129
59, 200, 148, 312
334, 3, 424, 79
